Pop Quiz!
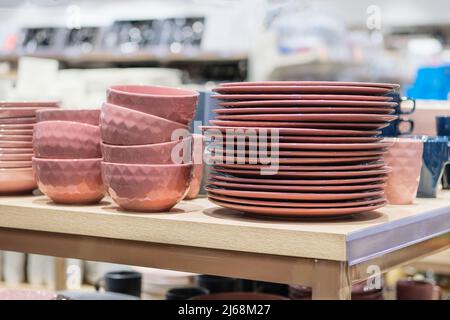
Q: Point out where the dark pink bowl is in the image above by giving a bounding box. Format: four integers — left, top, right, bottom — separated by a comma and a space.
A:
107, 85, 199, 125
101, 136, 192, 164
102, 162, 193, 212
100, 102, 189, 145
36, 109, 100, 125
32, 157, 105, 204
33, 121, 101, 159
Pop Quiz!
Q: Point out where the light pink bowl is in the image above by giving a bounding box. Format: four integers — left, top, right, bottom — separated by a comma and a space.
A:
101, 136, 192, 164
0, 167, 36, 194
33, 121, 101, 159
36, 109, 100, 125
185, 134, 204, 200
100, 102, 189, 145
32, 157, 105, 204
107, 85, 199, 125
102, 162, 193, 212
383, 138, 423, 204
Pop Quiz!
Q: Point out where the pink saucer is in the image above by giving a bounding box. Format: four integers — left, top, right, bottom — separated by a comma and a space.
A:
210, 120, 389, 130
212, 94, 394, 101
219, 81, 400, 89
213, 85, 393, 95
0, 160, 32, 168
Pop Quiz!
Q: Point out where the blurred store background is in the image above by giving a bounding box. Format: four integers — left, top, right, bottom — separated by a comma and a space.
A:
0, 0, 449, 299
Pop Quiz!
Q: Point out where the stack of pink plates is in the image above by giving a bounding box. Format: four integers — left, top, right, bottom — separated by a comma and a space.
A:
202, 81, 399, 218
0, 101, 59, 194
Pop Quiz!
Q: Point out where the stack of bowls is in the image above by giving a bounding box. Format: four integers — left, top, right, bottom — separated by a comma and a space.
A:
32, 109, 105, 204
100, 85, 199, 212
0, 101, 59, 194
203, 81, 399, 219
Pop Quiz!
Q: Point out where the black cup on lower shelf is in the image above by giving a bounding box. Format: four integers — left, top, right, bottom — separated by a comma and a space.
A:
166, 287, 209, 300
95, 271, 142, 298
197, 275, 239, 293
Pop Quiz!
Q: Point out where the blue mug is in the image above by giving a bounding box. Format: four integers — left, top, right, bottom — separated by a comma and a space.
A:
414, 136, 450, 198
381, 94, 415, 137
436, 116, 450, 136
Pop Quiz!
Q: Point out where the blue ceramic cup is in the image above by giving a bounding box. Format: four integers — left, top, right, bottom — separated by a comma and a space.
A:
436, 116, 450, 136
380, 94, 415, 137
413, 136, 450, 198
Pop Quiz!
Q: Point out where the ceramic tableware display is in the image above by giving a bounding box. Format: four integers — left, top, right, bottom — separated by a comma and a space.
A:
32, 109, 105, 204
383, 138, 423, 204
203, 81, 399, 219
100, 85, 199, 212
0, 101, 59, 194
415, 136, 450, 198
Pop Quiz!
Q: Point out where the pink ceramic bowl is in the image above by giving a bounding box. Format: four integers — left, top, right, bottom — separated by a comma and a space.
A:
185, 134, 204, 200
101, 136, 192, 164
107, 85, 199, 125
33, 121, 101, 159
36, 109, 100, 125
100, 102, 189, 145
0, 167, 36, 194
102, 162, 193, 212
32, 157, 105, 204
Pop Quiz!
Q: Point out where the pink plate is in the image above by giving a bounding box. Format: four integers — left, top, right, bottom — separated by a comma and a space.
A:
0, 167, 36, 194
0, 129, 33, 136
0, 148, 33, 154
201, 125, 380, 137
214, 107, 395, 115
210, 173, 389, 186
205, 186, 384, 201
219, 81, 399, 89
212, 94, 394, 101
218, 100, 397, 108
208, 192, 386, 208
213, 85, 393, 95
209, 155, 381, 164
277, 136, 382, 143
0, 141, 32, 148
211, 141, 390, 150
213, 166, 391, 178
0, 135, 32, 142
0, 107, 56, 119
212, 162, 385, 171
208, 197, 386, 218
0, 160, 32, 168
0, 101, 59, 108
208, 179, 385, 192
215, 113, 397, 123
210, 120, 389, 130
0, 153, 33, 161
0, 117, 36, 124
210, 148, 386, 157
0, 124, 34, 130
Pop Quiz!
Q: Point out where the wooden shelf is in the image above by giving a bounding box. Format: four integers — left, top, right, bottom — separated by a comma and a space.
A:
0, 192, 448, 299
0, 193, 449, 262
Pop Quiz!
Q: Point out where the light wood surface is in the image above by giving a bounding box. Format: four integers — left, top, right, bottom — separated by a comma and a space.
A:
411, 249, 450, 274
0, 192, 450, 261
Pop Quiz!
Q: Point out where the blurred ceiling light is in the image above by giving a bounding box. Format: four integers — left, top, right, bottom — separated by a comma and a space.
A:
407, 37, 442, 56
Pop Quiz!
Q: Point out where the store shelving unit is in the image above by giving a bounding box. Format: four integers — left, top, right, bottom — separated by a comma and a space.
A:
0, 192, 449, 299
